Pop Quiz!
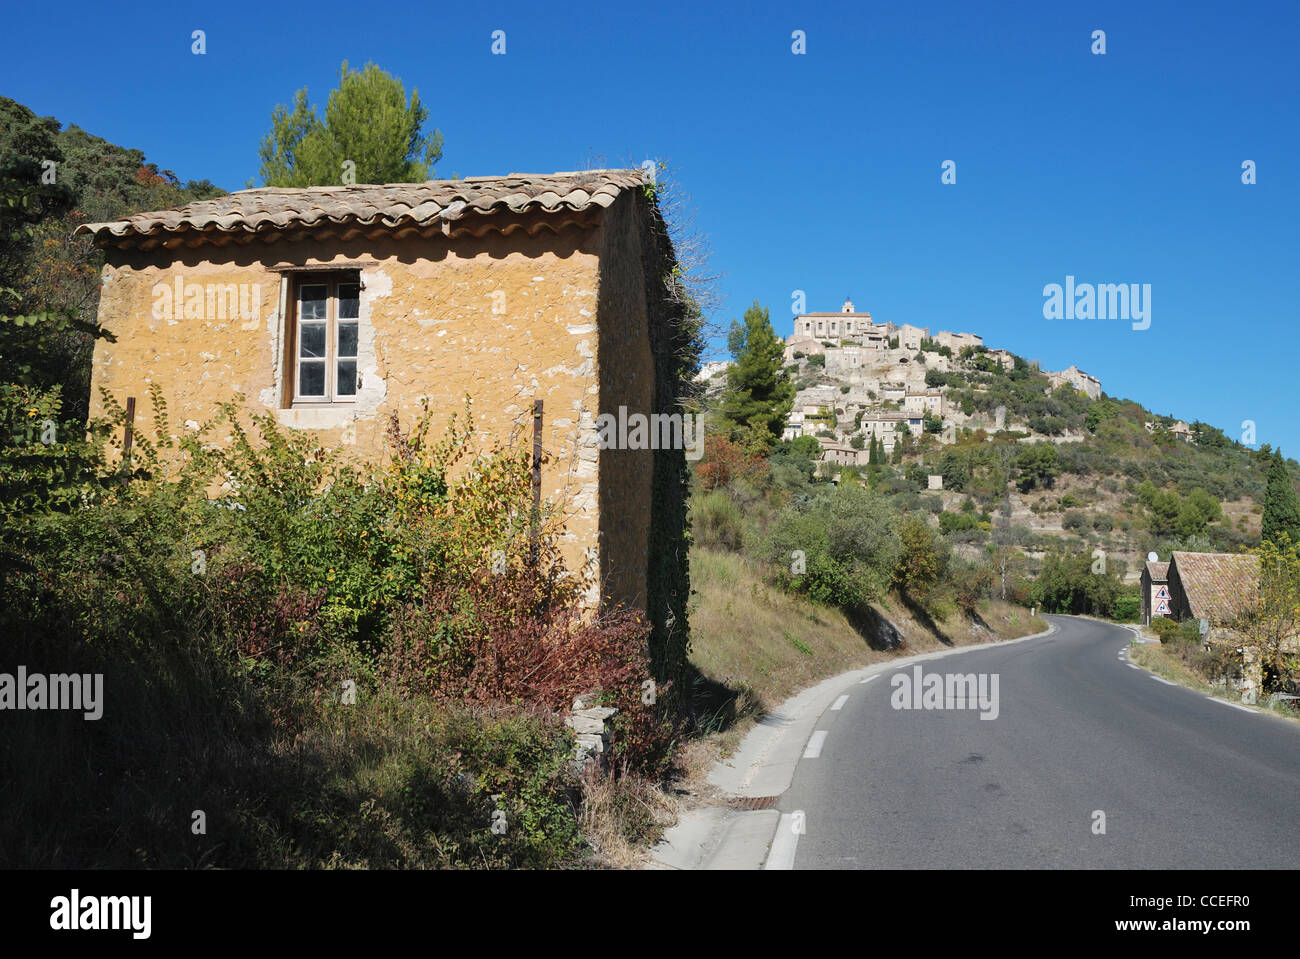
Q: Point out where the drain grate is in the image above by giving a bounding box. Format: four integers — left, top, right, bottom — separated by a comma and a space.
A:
729, 795, 780, 810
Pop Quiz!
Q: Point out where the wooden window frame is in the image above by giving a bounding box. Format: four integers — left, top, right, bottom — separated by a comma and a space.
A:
284, 271, 361, 407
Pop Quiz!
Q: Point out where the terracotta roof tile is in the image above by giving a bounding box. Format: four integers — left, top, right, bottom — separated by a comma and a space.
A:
1145, 561, 1169, 580
1170, 551, 1260, 623
75, 169, 647, 245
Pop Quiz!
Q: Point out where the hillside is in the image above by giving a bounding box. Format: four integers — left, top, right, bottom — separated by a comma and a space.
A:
0, 96, 224, 422
698, 307, 1287, 584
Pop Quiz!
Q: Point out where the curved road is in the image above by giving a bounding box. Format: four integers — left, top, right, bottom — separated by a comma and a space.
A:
782, 615, 1300, 868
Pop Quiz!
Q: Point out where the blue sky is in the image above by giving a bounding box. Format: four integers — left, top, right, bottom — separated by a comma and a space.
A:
4, 0, 1297, 453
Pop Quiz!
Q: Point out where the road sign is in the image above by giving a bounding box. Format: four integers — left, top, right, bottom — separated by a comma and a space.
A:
1155, 599, 1170, 615
1155, 586, 1170, 600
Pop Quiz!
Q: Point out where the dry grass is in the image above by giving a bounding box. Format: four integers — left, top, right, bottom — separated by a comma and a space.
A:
1130, 639, 1300, 724
578, 770, 680, 869
687, 546, 1040, 714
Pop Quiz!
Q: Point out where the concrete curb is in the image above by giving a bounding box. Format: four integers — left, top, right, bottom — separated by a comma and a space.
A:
649, 616, 1059, 870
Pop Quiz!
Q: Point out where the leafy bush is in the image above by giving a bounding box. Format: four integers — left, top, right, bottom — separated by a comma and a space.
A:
1030, 550, 1123, 617
0, 390, 673, 867
950, 558, 996, 613
766, 483, 900, 610
1112, 591, 1140, 622
893, 513, 949, 602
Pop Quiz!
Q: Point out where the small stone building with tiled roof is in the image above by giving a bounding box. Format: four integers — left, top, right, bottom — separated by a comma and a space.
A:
76, 170, 693, 648
1166, 551, 1260, 627
1140, 560, 1170, 625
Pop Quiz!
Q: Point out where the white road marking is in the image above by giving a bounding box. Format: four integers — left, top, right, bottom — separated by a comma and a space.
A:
764, 811, 804, 870
859, 675, 877, 685
804, 730, 828, 758
1150, 676, 1178, 686
1126, 663, 1140, 670
1206, 697, 1256, 713
831, 695, 849, 711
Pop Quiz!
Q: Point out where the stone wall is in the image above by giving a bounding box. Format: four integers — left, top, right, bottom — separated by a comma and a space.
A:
89, 226, 610, 595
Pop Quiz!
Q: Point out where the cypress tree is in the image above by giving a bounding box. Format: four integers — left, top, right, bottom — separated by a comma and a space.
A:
1262, 450, 1300, 546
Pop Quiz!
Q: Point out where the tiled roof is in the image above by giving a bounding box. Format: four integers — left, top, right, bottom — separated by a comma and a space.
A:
1145, 561, 1169, 581
75, 169, 646, 245
1170, 551, 1260, 623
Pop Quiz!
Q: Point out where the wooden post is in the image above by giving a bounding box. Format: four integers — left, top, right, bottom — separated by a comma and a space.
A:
120, 396, 136, 482
530, 399, 542, 565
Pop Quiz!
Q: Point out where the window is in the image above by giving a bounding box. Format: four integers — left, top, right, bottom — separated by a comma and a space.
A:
289, 273, 360, 404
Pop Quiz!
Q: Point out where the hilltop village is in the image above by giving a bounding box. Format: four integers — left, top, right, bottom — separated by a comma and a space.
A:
703, 297, 1109, 468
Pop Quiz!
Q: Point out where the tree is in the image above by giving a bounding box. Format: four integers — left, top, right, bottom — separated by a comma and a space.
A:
1262, 450, 1300, 547
1031, 551, 1121, 617
1176, 488, 1221, 539
1, 97, 222, 423
719, 302, 795, 453
768, 483, 899, 609
1230, 534, 1300, 690
1015, 443, 1059, 492
939, 449, 968, 491
893, 513, 949, 601
258, 61, 444, 187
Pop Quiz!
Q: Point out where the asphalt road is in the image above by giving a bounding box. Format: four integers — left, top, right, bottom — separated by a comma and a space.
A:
783, 615, 1300, 868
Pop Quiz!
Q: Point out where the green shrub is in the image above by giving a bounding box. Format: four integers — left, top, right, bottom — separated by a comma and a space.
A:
690, 489, 746, 552
1112, 592, 1140, 622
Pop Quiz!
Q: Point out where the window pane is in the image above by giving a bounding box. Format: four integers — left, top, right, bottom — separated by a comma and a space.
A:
338, 283, 360, 320
337, 321, 358, 358
299, 285, 328, 320
337, 359, 357, 396
299, 322, 325, 358
299, 360, 325, 396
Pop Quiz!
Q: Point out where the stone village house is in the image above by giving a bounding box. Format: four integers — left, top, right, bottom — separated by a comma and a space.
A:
1141, 550, 1300, 699
76, 169, 694, 677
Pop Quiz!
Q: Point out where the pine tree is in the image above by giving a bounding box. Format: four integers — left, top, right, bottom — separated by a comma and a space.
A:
258, 61, 444, 187
1262, 450, 1300, 546
719, 301, 795, 452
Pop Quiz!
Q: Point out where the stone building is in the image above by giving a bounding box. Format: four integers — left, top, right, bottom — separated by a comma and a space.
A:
880, 382, 907, 403
904, 389, 943, 416
932, 331, 983, 353
782, 409, 807, 441
76, 170, 692, 638
896, 323, 929, 351
783, 334, 822, 364
1045, 365, 1102, 401
792, 297, 886, 340
860, 410, 907, 452
986, 349, 1016, 372
1166, 551, 1260, 627
818, 438, 864, 467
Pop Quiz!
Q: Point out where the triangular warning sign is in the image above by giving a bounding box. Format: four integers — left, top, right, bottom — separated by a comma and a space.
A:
1155, 599, 1170, 615
1155, 586, 1169, 600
